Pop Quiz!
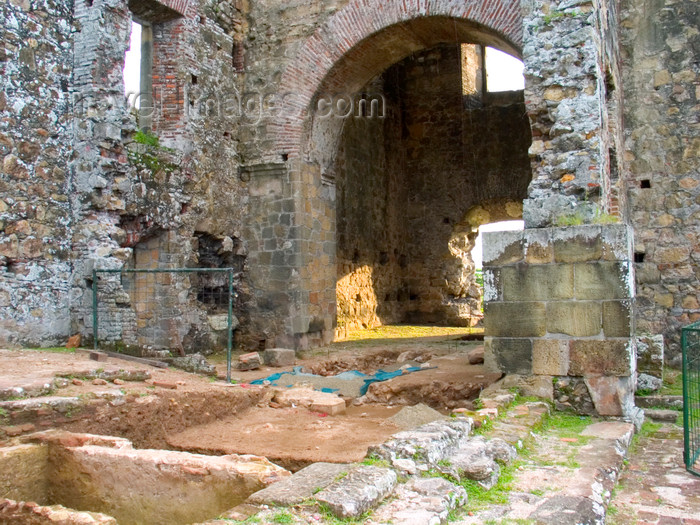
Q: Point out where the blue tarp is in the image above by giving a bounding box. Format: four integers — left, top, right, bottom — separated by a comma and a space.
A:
248, 365, 431, 396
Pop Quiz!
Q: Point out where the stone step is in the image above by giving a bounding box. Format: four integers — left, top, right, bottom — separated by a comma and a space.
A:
315, 465, 397, 519
368, 419, 472, 467
440, 435, 517, 490
454, 420, 635, 525
643, 408, 680, 422
368, 477, 467, 525
486, 401, 550, 448
634, 395, 683, 410
246, 462, 351, 507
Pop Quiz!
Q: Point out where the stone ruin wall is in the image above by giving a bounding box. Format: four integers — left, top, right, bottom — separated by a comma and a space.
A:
1, 0, 255, 351
621, 0, 700, 365
0, 0, 698, 365
0, 0, 75, 346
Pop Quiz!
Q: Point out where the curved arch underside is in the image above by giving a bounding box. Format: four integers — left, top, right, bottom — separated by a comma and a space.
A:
271, 0, 523, 155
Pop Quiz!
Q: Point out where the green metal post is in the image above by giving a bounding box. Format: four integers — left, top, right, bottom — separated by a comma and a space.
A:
227, 269, 233, 383
683, 326, 690, 469
92, 269, 98, 351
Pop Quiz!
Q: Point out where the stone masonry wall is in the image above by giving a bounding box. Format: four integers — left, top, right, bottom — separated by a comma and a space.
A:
1, 0, 696, 365
521, 0, 615, 227
335, 79, 407, 333
1, 0, 255, 351
483, 224, 637, 417
621, 0, 700, 364
0, 0, 75, 346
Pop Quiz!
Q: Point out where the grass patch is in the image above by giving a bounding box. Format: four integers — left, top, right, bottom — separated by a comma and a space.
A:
435, 458, 522, 519
270, 511, 295, 524
317, 503, 370, 524
27, 347, 76, 354
627, 420, 662, 455
362, 454, 391, 468
539, 412, 593, 439
659, 368, 683, 396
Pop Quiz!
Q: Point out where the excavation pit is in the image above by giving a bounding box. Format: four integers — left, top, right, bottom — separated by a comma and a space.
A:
0, 431, 290, 525
1, 330, 497, 523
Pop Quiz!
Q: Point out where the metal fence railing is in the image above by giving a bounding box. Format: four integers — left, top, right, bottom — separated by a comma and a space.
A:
682, 321, 700, 477
93, 268, 237, 381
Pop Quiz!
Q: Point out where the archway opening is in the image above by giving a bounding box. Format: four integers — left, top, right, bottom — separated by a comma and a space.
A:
322, 38, 532, 338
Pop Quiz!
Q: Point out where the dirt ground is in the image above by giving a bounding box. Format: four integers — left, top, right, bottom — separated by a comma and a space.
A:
167, 404, 405, 470
1, 327, 497, 468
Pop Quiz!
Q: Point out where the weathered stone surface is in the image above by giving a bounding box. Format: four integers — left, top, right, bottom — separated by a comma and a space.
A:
263, 348, 296, 367
236, 352, 262, 371
483, 231, 525, 266
636, 373, 663, 393
171, 353, 216, 376
524, 229, 554, 264
315, 465, 397, 518
501, 264, 574, 301
50, 436, 290, 525
574, 262, 633, 300
273, 387, 346, 415
484, 338, 532, 375
634, 395, 682, 410
485, 302, 546, 338
528, 495, 602, 525
584, 375, 636, 417
207, 314, 239, 332
368, 419, 471, 466
0, 444, 49, 503
310, 397, 346, 416
448, 438, 500, 488
532, 339, 569, 376
370, 477, 467, 525
444, 435, 516, 490
643, 409, 679, 422
516, 375, 554, 401
569, 340, 633, 376
487, 438, 518, 464
0, 396, 83, 416
552, 227, 604, 263
247, 462, 350, 507
636, 334, 664, 378
387, 404, 446, 431
602, 301, 633, 337
0, 498, 118, 524
468, 345, 485, 364
554, 376, 596, 415
546, 302, 602, 337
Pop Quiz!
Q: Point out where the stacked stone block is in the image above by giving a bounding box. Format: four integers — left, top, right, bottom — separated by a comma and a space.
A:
483, 225, 636, 417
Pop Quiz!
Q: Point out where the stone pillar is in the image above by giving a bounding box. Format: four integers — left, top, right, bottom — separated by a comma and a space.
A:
483, 224, 638, 418
521, 0, 613, 227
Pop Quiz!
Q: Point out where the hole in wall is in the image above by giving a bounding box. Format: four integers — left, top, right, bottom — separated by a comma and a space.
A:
640, 179, 651, 189
634, 252, 646, 263
605, 67, 615, 102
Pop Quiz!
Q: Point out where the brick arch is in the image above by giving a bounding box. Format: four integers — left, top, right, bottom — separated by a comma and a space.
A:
271, 0, 523, 156
153, 0, 190, 16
